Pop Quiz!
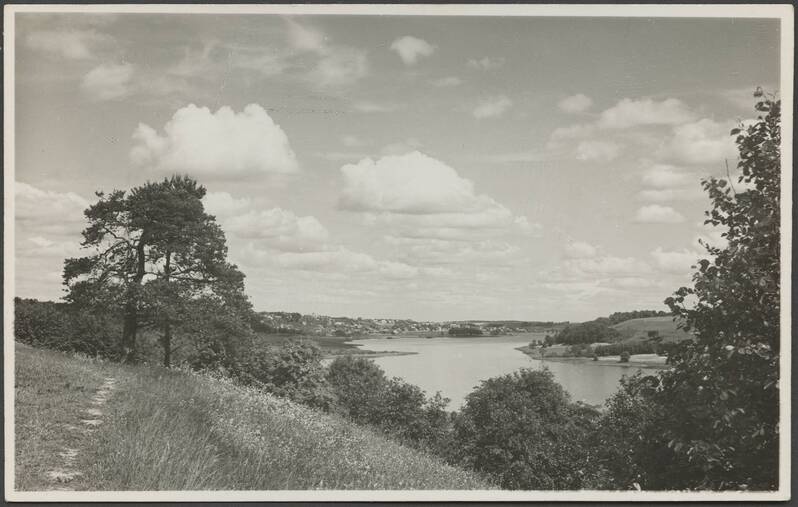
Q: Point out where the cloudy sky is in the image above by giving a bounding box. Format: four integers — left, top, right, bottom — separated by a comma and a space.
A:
12, 11, 781, 321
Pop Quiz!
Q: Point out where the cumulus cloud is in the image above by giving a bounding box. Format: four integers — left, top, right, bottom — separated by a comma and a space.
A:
651, 247, 701, 274
634, 204, 686, 224
285, 19, 368, 88
558, 94, 593, 114
431, 76, 462, 87
467, 56, 505, 70
575, 140, 621, 162
81, 62, 134, 100
339, 151, 534, 240
664, 118, 738, 165
130, 104, 298, 180
565, 241, 598, 259
15, 182, 89, 235
636, 187, 704, 202
641, 164, 692, 188
598, 98, 696, 129
340, 151, 494, 215
472, 95, 512, 119
390, 36, 436, 65
203, 192, 328, 254
26, 29, 112, 60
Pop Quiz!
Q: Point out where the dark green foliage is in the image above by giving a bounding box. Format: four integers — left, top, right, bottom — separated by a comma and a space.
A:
553, 320, 620, 345
448, 368, 602, 490
63, 175, 250, 365
619, 351, 630, 363
607, 310, 671, 325
593, 374, 676, 490
657, 92, 780, 490
14, 298, 70, 348
14, 298, 119, 358
231, 340, 333, 410
326, 356, 452, 449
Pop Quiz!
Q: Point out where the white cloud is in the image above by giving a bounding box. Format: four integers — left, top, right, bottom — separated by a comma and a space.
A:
339, 151, 492, 215
311, 47, 368, 88
284, 19, 368, 88
651, 247, 701, 274
81, 62, 134, 100
472, 95, 512, 119
285, 18, 327, 53
390, 36, 436, 65
339, 151, 533, 240
636, 187, 704, 202
558, 94, 593, 114
575, 140, 621, 162
15, 182, 89, 235
467, 56, 505, 70
202, 191, 253, 218
547, 123, 596, 150
664, 118, 738, 165
565, 241, 597, 259
641, 164, 692, 188
26, 29, 112, 60
130, 104, 298, 180
634, 204, 686, 224
431, 76, 462, 87
203, 192, 328, 254
598, 98, 696, 129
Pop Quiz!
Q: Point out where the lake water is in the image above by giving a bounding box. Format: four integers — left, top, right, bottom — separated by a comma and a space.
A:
350, 334, 659, 409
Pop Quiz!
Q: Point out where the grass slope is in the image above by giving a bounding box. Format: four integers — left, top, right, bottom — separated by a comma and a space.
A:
612, 316, 692, 343
14, 343, 491, 491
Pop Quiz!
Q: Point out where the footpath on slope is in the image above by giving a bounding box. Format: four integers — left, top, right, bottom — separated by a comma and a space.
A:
45, 377, 117, 490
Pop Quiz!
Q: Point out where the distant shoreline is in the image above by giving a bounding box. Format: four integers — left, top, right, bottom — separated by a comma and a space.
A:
515, 346, 669, 369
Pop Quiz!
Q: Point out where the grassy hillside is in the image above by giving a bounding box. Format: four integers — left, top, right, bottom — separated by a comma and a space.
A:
14, 343, 491, 491
612, 316, 692, 343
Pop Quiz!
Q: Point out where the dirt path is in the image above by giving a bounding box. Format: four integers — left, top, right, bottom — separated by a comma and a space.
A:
45, 377, 117, 490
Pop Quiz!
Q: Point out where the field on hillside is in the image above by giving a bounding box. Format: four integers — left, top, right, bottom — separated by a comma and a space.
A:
13, 343, 492, 492
612, 316, 692, 343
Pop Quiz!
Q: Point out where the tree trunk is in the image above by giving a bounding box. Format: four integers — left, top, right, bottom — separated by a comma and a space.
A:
162, 323, 172, 368
122, 235, 148, 363
162, 250, 172, 368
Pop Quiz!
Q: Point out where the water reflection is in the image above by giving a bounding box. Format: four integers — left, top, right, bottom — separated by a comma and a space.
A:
350, 334, 659, 409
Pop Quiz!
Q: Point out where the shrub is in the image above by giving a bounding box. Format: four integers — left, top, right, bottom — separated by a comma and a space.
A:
619, 351, 631, 363
448, 368, 602, 490
326, 356, 452, 450
231, 340, 333, 410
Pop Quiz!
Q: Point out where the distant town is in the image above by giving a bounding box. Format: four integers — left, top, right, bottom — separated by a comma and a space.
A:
251, 311, 567, 338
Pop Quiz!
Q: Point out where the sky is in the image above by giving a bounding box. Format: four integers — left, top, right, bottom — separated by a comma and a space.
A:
12, 11, 782, 322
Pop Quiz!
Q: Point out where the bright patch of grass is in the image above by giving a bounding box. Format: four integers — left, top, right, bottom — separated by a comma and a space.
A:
14, 344, 492, 491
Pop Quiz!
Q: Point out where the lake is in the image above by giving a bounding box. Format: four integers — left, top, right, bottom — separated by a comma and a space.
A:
350, 334, 661, 409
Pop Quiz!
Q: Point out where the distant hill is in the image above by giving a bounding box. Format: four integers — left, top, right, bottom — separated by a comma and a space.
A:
612, 316, 692, 343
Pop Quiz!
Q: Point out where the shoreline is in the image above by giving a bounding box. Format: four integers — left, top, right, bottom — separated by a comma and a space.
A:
515, 346, 669, 369
323, 350, 418, 360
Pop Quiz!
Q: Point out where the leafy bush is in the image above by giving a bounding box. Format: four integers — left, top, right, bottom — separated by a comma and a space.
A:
326, 356, 452, 449
447, 368, 603, 489
231, 340, 333, 410
14, 298, 119, 358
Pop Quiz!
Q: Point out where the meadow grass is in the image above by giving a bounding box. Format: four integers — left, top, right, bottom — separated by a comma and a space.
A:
612, 316, 692, 343
14, 343, 492, 491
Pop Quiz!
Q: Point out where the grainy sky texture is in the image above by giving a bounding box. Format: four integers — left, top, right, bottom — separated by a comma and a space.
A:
13, 12, 781, 321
